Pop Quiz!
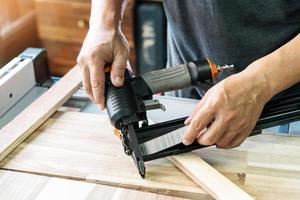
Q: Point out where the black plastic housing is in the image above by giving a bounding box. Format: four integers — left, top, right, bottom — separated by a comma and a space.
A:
105, 77, 138, 129
105, 71, 153, 130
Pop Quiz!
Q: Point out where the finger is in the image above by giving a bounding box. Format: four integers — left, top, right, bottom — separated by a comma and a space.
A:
89, 60, 105, 109
182, 106, 215, 145
217, 119, 256, 148
216, 130, 240, 148
223, 132, 247, 149
197, 117, 226, 146
196, 127, 207, 138
80, 65, 94, 102
111, 53, 127, 87
184, 95, 209, 125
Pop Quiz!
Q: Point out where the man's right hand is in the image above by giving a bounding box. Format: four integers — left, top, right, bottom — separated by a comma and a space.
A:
77, 28, 130, 110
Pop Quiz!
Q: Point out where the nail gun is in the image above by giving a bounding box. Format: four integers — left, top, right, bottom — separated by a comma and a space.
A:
105, 59, 300, 178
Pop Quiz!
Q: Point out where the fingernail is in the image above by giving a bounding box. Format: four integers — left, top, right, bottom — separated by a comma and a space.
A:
115, 76, 124, 86
184, 118, 190, 125
97, 104, 105, 110
182, 138, 191, 146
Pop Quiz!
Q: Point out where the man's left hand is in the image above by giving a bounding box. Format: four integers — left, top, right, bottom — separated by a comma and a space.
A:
183, 67, 270, 149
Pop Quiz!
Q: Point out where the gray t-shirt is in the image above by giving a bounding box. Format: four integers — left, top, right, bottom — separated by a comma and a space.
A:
163, 0, 300, 98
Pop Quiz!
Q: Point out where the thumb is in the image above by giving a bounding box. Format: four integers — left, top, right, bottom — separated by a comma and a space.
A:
111, 54, 127, 87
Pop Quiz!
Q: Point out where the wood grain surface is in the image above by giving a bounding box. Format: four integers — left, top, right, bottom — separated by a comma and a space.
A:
192, 134, 300, 200
0, 170, 187, 200
0, 111, 210, 200
2, 111, 300, 199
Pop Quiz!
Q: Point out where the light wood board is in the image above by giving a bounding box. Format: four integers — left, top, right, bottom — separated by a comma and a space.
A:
0, 66, 81, 162
0, 111, 210, 199
170, 153, 254, 200
2, 111, 300, 199
0, 169, 187, 200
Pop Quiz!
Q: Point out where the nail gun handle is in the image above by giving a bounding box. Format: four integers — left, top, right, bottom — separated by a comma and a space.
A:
140, 60, 215, 94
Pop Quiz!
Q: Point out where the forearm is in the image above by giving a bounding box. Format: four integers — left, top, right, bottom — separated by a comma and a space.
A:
243, 33, 300, 100
89, 0, 127, 31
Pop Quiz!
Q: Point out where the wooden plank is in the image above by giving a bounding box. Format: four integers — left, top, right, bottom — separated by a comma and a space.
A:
0, 66, 81, 162
0, 111, 211, 200
0, 170, 187, 200
169, 153, 254, 200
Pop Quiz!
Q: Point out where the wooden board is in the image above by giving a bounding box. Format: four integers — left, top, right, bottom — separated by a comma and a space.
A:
0, 170, 187, 200
0, 111, 210, 199
2, 111, 300, 199
0, 66, 81, 162
170, 153, 254, 200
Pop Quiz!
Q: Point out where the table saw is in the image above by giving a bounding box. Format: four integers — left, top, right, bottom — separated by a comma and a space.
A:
1, 48, 300, 200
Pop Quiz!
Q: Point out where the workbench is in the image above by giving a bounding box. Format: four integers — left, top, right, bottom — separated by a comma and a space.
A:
1, 59, 300, 199
1, 93, 300, 199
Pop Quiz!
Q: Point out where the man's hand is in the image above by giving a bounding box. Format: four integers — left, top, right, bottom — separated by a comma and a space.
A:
77, 29, 129, 109
183, 66, 271, 149
77, 0, 129, 109
183, 34, 300, 149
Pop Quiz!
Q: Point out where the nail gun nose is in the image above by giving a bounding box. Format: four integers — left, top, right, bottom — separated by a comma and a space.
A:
206, 58, 235, 80
217, 64, 235, 72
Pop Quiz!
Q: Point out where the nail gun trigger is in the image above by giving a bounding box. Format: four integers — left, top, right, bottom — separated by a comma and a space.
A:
143, 99, 166, 111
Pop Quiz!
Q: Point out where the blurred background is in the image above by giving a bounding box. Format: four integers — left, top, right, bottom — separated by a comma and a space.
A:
0, 0, 166, 76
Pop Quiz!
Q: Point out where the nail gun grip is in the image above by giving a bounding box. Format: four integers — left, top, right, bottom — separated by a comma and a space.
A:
139, 60, 214, 94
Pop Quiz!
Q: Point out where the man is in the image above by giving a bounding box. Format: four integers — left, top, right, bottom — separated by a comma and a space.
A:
77, 0, 300, 149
